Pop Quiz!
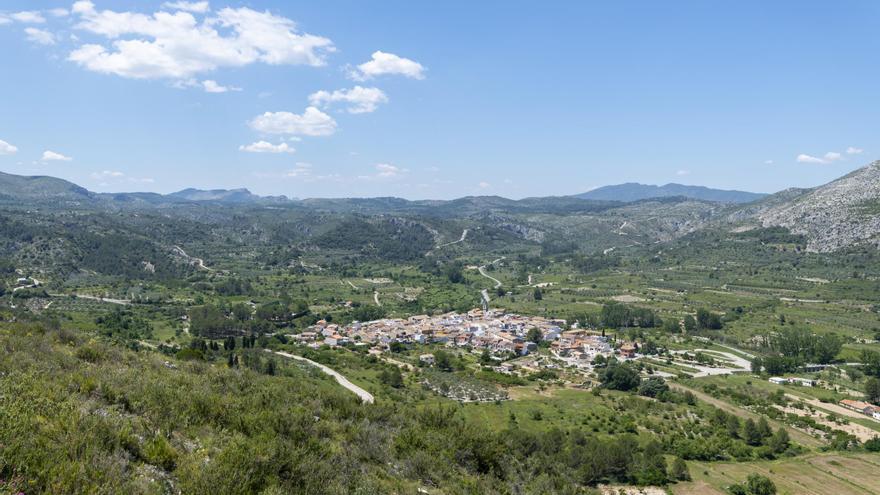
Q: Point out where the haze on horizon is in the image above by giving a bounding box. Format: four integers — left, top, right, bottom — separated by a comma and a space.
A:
0, 0, 878, 199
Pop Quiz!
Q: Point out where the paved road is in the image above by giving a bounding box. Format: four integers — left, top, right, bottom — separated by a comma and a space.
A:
477, 257, 505, 289
436, 228, 469, 248
172, 245, 211, 271
270, 350, 375, 404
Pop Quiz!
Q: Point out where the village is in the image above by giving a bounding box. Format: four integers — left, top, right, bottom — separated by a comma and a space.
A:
293, 307, 650, 376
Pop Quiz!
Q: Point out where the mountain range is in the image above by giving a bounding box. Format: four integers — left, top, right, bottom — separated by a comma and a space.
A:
575, 182, 766, 204
0, 162, 879, 259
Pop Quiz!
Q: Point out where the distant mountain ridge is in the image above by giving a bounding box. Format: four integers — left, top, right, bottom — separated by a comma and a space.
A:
168, 188, 288, 203
576, 182, 766, 204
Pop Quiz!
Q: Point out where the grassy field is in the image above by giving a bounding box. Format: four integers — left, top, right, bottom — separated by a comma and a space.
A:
673, 452, 880, 495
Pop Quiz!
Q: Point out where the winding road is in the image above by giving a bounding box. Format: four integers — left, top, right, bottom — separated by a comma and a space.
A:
477, 257, 505, 289
373, 291, 382, 306
172, 245, 211, 271
270, 350, 375, 404
436, 228, 469, 248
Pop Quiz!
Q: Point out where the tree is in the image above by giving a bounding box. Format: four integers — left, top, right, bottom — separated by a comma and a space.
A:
526, 327, 543, 344
742, 418, 762, 446
533, 288, 543, 301
683, 315, 696, 332
380, 367, 404, 388
756, 417, 772, 440
434, 350, 453, 372
638, 377, 669, 398
762, 355, 788, 375
669, 457, 690, 481
264, 358, 277, 376
745, 473, 777, 495
599, 363, 641, 391
696, 308, 723, 330
768, 427, 789, 454
866, 377, 880, 404
751, 357, 763, 374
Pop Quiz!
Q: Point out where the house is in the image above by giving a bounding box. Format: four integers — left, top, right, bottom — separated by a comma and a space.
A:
840, 399, 875, 416
293, 331, 317, 342
768, 377, 787, 385
419, 354, 435, 365
619, 343, 637, 359
324, 334, 348, 346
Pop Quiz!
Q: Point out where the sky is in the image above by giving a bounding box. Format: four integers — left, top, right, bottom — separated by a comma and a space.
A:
0, 1, 878, 200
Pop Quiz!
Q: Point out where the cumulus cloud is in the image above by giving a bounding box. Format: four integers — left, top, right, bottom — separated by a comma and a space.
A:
48, 8, 70, 17
25, 28, 56, 45
239, 140, 295, 153
10, 11, 46, 23
308, 86, 388, 114
349, 51, 426, 81
248, 107, 337, 137
847, 146, 864, 155
162, 1, 210, 13
90, 170, 154, 185
478, 181, 491, 189
67, 2, 335, 81
42, 150, 72, 161
285, 162, 312, 177
0, 140, 18, 155
90, 170, 124, 179
374, 163, 406, 178
201, 79, 240, 93
796, 151, 846, 164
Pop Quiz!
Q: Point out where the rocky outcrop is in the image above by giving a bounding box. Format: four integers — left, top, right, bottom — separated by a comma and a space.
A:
758, 161, 880, 252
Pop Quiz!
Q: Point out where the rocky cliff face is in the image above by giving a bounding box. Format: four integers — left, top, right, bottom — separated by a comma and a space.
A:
758, 161, 880, 252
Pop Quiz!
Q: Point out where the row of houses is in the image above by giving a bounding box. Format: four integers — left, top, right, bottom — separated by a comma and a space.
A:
840, 399, 880, 421
768, 376, 815, 387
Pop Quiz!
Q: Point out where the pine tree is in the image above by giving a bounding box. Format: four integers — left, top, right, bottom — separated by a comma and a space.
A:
670, 457, 690, 481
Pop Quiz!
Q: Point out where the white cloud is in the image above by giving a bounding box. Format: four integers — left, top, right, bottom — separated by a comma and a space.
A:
375, 163, 406, 178
90, 170, 124, 179
478, 181, 491, 189
67, 3, 335, 81
0, 140, 18, 155
90, 169, 154, 184
847, 146, 864, 155
764, 160, 774, 165
42, 150, 72, 161
173, 78, 240, 93
796, 151, 845, 165
201, 79, 240, 93
285, 162, 312, 177
349, 51, 426, 81
675, 169, 690, 176
162, 1, 210, 13
48, 8, 70, 17
10, 11, 46, 23
0, 16, 11, 26
308, 86, 388, 114
239, 140, 295, 153
25, 28, 56, 45
248, 107, 337, 136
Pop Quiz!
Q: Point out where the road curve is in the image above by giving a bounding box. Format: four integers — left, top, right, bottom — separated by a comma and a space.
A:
270, 350, 375, 404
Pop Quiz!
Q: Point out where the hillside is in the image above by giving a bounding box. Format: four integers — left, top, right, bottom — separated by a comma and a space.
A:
577, 182, 765, 204
0, 171, 93, 204
755, 161, 880, 252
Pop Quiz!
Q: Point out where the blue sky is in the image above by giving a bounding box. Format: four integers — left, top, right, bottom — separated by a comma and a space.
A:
0, 1, 878, 199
